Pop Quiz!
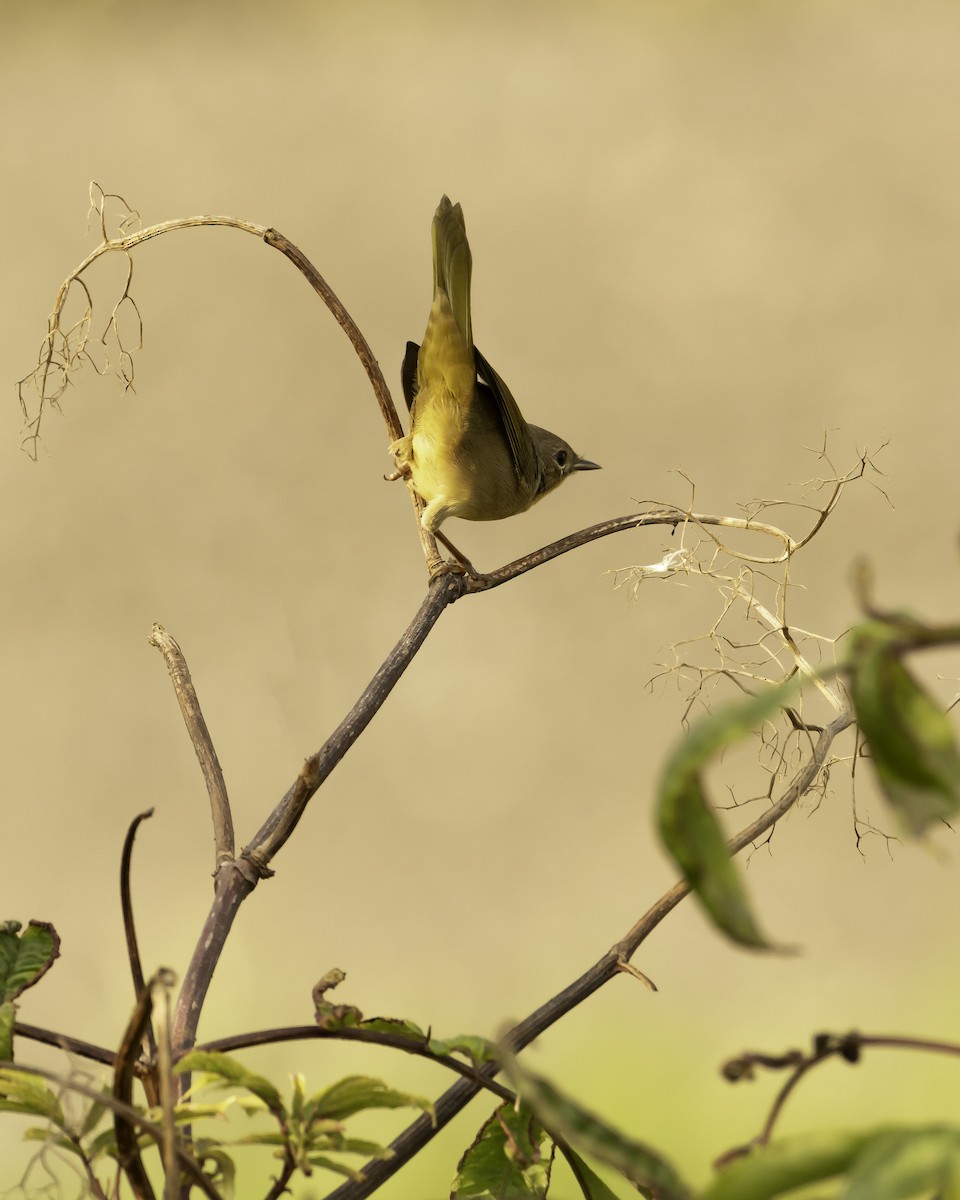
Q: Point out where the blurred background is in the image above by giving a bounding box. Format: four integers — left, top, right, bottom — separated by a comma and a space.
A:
3, 1, 960, 1195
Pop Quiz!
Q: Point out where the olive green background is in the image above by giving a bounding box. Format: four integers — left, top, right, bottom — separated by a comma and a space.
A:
3, 2, 960, 1196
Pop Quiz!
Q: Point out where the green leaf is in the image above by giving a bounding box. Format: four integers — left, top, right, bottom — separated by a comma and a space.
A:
844, 1126, 960, 1200
79, 1094, 110, 1138
332, 1136, 394, 1159
175, 1051, 284, 1117
560, 1146, 622, 1199
452, 1101, 553, 1199
21, 1128, 85, 1156
0, 1069, 65, 1126
500, 1052, 690, 1200
428, 1032, 497, 1065
318, 1007, 497, 1066
0, 1001, 14, 1062
308, 1075, 433, 1123
306, 1154, 366, 1181
657, 682, 798, 950
701, 1129, 876, 1199
0, 921, 59, 1004
86, 1126, 119, 1159
192, 1141, 237, 1200
849, 624, 960, 835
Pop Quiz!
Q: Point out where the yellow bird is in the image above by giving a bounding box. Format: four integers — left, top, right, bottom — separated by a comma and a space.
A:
391, 197, 599, 534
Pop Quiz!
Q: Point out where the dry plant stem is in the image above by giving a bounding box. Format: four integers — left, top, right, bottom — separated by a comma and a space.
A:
462, 507, 800, 593
754, 1032, 960, 1151
119, 808, 160, 1104
171, 574, 463, 1057
325, 709, 853, 1200
148, 624, 234, 867
262, 228, 402, 441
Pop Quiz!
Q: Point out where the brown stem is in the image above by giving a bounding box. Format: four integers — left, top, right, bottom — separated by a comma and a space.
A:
171, 575, 463, 1056
263, 227, 402, 443
189, 1025, 516, 1103
148, 625, 234, 869
119, 808, 160, 1104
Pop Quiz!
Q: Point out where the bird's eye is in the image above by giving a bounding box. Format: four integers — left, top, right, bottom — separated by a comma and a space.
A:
555, 449, 568, 468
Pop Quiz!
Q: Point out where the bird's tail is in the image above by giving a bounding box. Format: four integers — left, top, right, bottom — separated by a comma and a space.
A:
432, 195, 472, 351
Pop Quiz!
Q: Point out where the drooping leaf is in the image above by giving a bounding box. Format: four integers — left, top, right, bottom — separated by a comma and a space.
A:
559, 1146, 623, 1199
657, 682, 798, 950
192, 1141, 237, 1200
427, 1032, 497, 1065
849, 622, 960, 835
0, 1002, 14, 1061
701, 1128, 877, 1199
452, 1101, 552, 1199
306, 1154, 366, 1181
175, 1050, 284, 1117
308, 1075, 433, 1123
500, 1051, 690, 1200
0, 1068, 65, 1126
318, 1006, 497, 1066
843, 1125, 960, 1200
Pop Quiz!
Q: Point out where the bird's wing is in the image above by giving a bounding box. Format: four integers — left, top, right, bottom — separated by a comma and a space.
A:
474, 346, 541, 489
401, 340, 419, 410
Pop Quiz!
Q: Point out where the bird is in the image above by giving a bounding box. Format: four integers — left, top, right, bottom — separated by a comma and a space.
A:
389, 196, 599, 536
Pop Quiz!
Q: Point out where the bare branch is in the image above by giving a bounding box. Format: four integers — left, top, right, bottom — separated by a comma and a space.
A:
148, 624, 234, 869
12, 1022, 118, 1068
172, 574, 465, 1058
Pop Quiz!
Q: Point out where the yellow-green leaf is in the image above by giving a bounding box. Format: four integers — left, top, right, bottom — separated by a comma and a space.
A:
657, 683, 797, 949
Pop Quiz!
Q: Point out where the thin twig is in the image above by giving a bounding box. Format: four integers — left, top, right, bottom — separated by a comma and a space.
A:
462, 507, 805, 592
119, 808, 159, 1104
12, 1022, 117, 1067
719, 1030, 960, 1165
189, 1025, 516, 1104
148, 624, 234, 869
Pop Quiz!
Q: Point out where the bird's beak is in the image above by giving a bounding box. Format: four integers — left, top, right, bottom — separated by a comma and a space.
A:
574, 456, 601, 472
